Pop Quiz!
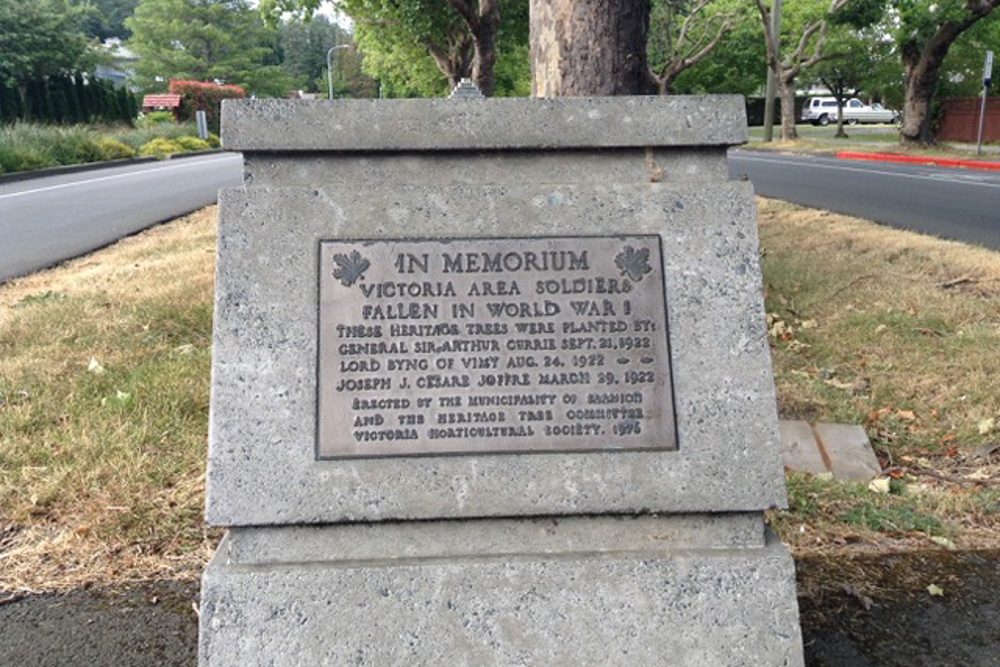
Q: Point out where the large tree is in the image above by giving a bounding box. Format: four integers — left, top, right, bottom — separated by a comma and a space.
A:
0, 0, 95, 118
838, 0, 1000, 144
529, 0, 654, 95
809, 28, 886, 138
126, 0, 292, 97
755, 0, 853, 140
895, 0, 1000, 145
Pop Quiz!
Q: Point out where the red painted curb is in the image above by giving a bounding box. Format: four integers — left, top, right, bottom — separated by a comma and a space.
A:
837, 151, 1000, 171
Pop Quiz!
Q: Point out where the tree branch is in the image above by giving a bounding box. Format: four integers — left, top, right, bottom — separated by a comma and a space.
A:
444, 0, 478, 33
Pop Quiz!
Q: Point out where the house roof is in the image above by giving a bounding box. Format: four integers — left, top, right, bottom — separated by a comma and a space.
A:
142, 94, 181, 108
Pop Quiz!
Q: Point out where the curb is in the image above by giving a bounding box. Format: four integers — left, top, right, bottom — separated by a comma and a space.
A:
165, 148, 225, 160
837, 151, 1000, 171
0, 156, 158, 184
0, 149, 226, 185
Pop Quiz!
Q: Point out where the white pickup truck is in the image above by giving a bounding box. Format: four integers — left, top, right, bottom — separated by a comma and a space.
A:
801, 97, 900, 126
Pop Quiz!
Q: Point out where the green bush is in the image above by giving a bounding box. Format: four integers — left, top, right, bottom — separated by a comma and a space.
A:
0, 124, 107, 172
139, 138, 183, 158
0, 145, 57, 172
95, 137, 136, 160
45, 129, 104, 165
206, 133, 220, 148
114, 122, 198, 151
173, 136, 211, 151
136, 111, 176, 127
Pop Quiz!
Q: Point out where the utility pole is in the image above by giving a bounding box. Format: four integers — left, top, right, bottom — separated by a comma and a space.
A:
762, 0, 781, 142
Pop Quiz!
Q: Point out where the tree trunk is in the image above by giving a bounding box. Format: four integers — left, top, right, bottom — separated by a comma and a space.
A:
896, 4, 999, 146
428, 38, 473, 92
776, 76, 797, 140
530, 0, 655, 96
834, 99, 847, 139
900, 56, 938, 145
471, 0, 501, 96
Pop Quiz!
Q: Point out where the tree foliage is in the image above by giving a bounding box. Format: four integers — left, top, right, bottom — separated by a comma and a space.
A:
0, 0, 95, 88
261, 0, 528, 97
78, 0, 140, 40
278, 15, 351, 92
126, 0, 293, 97
669, 0, 765, 96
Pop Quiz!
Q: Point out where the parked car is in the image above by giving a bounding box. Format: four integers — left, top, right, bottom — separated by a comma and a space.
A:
801, 97, 900, 126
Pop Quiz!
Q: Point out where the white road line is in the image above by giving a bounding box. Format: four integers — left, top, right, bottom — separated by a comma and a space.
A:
733, 153, 1000, 189
0, 154, 241, 201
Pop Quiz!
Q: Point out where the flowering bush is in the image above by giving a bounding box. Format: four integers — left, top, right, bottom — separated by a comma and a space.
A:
167, 80, 246, 134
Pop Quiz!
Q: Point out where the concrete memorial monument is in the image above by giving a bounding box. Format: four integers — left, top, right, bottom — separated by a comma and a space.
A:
199, 95, 804, 665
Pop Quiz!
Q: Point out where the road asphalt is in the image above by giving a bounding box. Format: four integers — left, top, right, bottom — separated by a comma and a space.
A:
0, 153, 242, 282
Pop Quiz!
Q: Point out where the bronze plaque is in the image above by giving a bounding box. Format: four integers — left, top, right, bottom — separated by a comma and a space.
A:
317, 236, 676, 458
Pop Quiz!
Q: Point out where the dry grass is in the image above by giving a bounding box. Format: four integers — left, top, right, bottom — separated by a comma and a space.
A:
0, 208, 219, 593
1, 200, 998, 592
758, 197, 1000, 554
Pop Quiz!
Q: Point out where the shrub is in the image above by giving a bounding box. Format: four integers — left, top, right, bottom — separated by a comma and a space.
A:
173, 136, 211, 151
137, 111, 176, 127
139, 138, 183, 158
0, 124, 106, 171
168, 80, 245, 134
206, 133, 220, 148
95, 137, 136, 160
0, 145, 57, 172
45, 129, 104, 165
113, 122, 198, 151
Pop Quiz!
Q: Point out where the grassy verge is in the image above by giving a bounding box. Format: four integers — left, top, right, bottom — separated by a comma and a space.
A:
745, 125, 1000, 159
1, 201, 998, 592
0, 121, 220, 175
759, 198, 1000, 553
0, 208, 219, 592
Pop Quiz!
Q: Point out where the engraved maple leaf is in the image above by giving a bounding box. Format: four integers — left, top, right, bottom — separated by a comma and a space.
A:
332, 250, 370, 287
615, 245, 651, 282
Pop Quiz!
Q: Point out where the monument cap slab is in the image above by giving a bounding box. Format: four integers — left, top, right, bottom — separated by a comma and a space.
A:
221, 95, 749, 152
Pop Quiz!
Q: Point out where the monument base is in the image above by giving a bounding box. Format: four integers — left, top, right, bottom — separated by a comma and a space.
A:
199, 515, 803, 666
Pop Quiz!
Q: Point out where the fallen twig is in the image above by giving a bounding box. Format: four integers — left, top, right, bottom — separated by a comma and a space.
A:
937, 276, 976, 289
892, 466, 1000, 487
829, 273, 878, 299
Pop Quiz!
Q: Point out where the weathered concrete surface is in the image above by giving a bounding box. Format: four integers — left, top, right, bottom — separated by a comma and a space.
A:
207, 182, 785, 526
200, 527, 802, 667
222, 96, 749, 152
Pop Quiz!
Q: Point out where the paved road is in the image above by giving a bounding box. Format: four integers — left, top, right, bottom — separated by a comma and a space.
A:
0, 153, 243, 282
2, 150, 997, 285
730, 150, 1000, 251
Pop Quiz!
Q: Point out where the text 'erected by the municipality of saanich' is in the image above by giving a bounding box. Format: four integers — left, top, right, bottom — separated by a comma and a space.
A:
317, 236, 677, 458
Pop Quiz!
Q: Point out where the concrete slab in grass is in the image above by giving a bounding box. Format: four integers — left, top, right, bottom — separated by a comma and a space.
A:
780, 420, 881, 482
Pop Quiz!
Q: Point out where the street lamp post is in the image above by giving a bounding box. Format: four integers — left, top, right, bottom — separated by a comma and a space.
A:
327, 44, 350, 100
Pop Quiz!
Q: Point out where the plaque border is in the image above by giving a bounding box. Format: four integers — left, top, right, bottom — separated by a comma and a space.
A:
313, 235, 679, 460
